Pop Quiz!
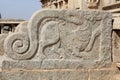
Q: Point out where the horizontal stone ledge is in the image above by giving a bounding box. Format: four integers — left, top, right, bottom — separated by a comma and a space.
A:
2, 59, 112, 70
1, 68, 117, 72
1, 70, 89, 80
1, 69, 117, 80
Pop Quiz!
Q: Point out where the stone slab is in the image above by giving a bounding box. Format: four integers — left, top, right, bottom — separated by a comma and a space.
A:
113, 31, 120, 63
2, 61, 42, 70
1, 10, 113, 80
1, 70, 88, 80
90, 69, 117, 80
4, 10, 112, 69
2, 60, 112, 70
114, 75, 120, 80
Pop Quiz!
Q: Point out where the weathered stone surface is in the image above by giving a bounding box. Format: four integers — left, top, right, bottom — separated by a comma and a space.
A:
1, 68, 118, 80
1, 71, 40, 80
4, 10, 112, 69
1, 70, 88, 80
0, 34, 8, 56
1, 9, 113, 80
2, 61, 42, 70
15, 21, 28, 33
40, 59, 112, 69
90, 69, 116, 80
113, 31, 120, 63
2, 60, 112, 70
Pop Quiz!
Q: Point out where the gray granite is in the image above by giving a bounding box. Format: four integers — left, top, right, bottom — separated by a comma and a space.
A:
1, 70, 88, 80
1, 9, 113, 80
0, 34, 8, 56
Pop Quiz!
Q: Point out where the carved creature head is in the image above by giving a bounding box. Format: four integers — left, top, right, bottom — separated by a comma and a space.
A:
59, 10, 85, 25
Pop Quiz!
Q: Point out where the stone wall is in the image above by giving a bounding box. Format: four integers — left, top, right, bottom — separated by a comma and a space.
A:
40, 0, 120, 13
40, 0, 102, 9
40, 0, 68, 9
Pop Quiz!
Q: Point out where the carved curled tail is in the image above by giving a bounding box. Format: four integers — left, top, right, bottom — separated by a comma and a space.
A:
4, 32, 36, 60
4, 9, 62, 60
4, 10, 60, 60
4, 22, 38, 60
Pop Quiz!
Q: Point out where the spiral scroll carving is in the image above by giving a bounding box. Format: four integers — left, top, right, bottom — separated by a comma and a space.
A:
4, 33, 32, 60
4, 9, 60, 60
4, 21, 38, 60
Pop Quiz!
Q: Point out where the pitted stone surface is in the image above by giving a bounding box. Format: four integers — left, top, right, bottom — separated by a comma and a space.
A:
90, 69, 117, 80
0, 34, 8, 56
1, 69, 117, 80
1, 70, 89, 80
113, 31, 120, 63
1, 9, 114, 80
4, 9, 112, 68
2, 60, 112, 70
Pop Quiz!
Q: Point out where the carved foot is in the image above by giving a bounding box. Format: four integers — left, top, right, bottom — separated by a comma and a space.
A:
56, 48, 66, 59
85, 45, 92, 52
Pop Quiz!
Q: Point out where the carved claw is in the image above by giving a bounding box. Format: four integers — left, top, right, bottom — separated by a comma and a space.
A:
85, 45, 92, 52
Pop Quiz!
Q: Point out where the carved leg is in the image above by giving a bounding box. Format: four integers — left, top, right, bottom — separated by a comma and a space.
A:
85, 24, 101, 52
56, 48, 66, 59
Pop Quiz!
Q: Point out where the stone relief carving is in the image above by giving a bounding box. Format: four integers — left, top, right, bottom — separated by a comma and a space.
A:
4, 10, 112, 63
39, 16, 103, 59
4, 22, 30, 60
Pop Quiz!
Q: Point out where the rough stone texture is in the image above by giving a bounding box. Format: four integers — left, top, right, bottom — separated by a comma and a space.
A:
2, 61, 42, 70
15, 21, 28, 33
1, 70, 88, 80
113, 18, 120, 30
40, 0, 100, 9
1, 71, 40, 80
3, 9, 112, 68
90, 69, 116, 80
1, 9, 114, 79
0, 34, 8, 56
113, 31, 120, 63
1, 68, 118, 80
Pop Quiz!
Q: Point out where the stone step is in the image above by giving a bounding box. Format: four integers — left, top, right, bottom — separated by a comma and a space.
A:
0, 68, 117, 80
2, 60, 112, 70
